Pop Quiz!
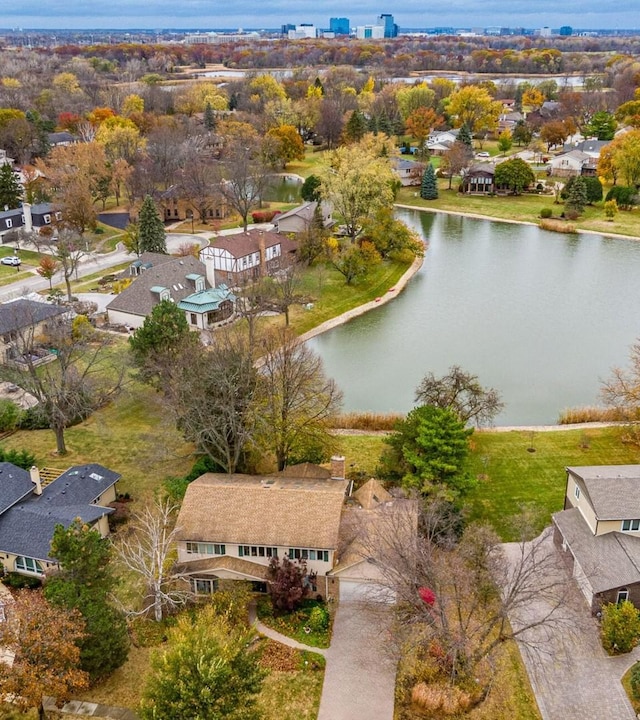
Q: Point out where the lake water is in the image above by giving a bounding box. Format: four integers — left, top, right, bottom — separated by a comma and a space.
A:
307, 210, 640, 425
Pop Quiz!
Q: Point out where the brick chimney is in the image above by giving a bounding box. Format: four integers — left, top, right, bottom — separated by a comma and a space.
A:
330, 455, 346, 480
30, 466, 42, 495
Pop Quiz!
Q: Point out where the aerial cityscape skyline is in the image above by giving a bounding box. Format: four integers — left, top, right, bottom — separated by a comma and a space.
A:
2, 0, 639, 31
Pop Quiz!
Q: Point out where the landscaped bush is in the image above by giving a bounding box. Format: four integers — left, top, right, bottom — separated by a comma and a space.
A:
0, 446, 37, 469
601, 600, 640, 655
540, 207, 553, 219
0, 399, 21, 432
561, 176, 603, 204
17, 405, 49, 431
251, 210, 282, 223
630, 662, 640, 699
564, 208, 580, 221
605, 185, 637, 210
3, 572, 42, 589
307, 605, 329, 633
410, 682, 473, 716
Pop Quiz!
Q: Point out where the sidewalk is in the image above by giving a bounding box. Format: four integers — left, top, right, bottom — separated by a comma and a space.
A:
248, 601, 327, 656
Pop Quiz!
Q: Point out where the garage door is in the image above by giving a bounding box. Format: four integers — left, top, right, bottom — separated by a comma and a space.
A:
339, 579, 396, 604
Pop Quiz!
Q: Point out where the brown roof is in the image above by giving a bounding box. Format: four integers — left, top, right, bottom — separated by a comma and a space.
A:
353, 479, 392, 510
106, 255, 208, 317
209, 229, 297, 260
176, 471, 348, 549
175, 555, 269, 580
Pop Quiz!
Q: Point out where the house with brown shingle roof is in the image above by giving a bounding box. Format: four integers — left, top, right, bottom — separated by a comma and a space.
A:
553, 465, 640, 612
199, 229, 297, 288
175, 456, 349, 596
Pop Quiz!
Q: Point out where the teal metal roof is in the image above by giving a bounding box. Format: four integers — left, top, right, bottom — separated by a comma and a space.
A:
185, 273, 203, 281
178, 287, 236, 314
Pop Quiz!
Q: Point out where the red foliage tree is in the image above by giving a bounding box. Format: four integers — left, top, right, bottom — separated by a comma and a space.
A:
267, 556, 313, 612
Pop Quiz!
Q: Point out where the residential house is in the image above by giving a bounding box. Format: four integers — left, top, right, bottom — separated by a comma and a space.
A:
177, 284, 236, 331
159, 184, 229, 224
0, 150, 14, 167
0, 202, 62, 242
199, 230, 297, 288
426, 129, 459, 156
175, 456, 350, 597
0, 463, 119, 578
47, 132, 77, 148
498, 110, 524, 133
553, 465, 640, 612
0, 298, 68, 365
547, 149, 592, 177
460, 163, 495, 194
106, 254, 215, 330
274, 201, 334, 234
392, 158, 425, 187
564, 139, 610, 159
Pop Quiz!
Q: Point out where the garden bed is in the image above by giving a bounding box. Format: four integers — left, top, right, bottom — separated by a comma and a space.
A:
256, 596, 332, 648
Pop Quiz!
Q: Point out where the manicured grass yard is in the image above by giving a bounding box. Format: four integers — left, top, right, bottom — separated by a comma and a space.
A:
339, 425, 639, 541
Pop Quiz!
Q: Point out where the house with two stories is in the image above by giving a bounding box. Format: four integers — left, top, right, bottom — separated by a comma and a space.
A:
460, 163, 496, 194
0, 463, 119, 578
0, 202, 62, 242
159, 184, 229, 224
175, 457, 350, 598
107, 253, 235, 331
391, 158, 425, 187
0, 298, 69, 365
273, 201, 334, 235
553, 465, 640, 612
199, 230, 297, 288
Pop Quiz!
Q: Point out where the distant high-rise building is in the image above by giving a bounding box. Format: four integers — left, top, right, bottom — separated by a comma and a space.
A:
281, 24, 296, 35
538, 26, 552, 37
377, 13, 398, 38
559, 25, 573, 36
329, 17, 350, 35
356, 24, 385, 39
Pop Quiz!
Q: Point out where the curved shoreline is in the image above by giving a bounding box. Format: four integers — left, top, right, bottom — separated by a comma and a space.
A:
395, 202, 640, 243
298, 252, 424, 344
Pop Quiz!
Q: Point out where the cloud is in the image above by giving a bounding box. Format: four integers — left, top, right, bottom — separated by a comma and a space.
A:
2, 0, 638, 29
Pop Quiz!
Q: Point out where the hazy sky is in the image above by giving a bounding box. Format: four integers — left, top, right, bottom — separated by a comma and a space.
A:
2, 0, 639, 30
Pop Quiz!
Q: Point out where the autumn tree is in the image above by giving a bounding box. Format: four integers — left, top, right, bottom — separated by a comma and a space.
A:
0, 591, 89, 720
122, 220, 142, 256
406, 107, 442, 154
265, 124, 305, 167
609, 129, 640, 187
360, 206, 424, 259
140, 606, 264, 720
446, 86, 502, 137
327, 238, 381, 285
0, 162, 22, 209
497, 130, 513, 153
540, 120, 570, 150
256, 326, 342, 471
440, 141, 473, 190
0, 313, 125, 454
494, 157, 536, 195
118, 498, 191, 622
35, 257, 58, 293
267, 556, 311, 612
318, 134, 397, 240
178, 140, 221, 224
45, 520, 129, 681
415, 366, 504, 426
601, 339, 640, 437
138, 194, 167, 254
397, 82, 436, 121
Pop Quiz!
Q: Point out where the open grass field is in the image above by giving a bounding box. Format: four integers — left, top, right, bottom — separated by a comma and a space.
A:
338, 425, 640, 542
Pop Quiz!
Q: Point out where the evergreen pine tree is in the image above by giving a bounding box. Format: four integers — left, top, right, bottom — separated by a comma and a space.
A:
138, 195, 167, 254
0, 163, 23, 210
458, 124, 473, 149
565, 176, 588, 214
344, 110, 368, 143
420, 164, 438, 200
203, 101, 216, 130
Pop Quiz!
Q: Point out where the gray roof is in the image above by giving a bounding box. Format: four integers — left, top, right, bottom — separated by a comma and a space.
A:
553, 508, 640, 593
0, 463, 120, 562
567, 465, 640, 520
0, 299, 67, 336
107, 255, 209, 317
0, 464, 34, 516
275, 201, 317, 223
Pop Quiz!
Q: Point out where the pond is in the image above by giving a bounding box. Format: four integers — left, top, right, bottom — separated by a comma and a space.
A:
307, 210, 640, 426
262, 175, 303, 204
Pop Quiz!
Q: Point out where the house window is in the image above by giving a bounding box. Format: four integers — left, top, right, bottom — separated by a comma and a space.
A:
622, 520, 640, 532
193, 577, 218, 594
574, 485, 581, 500
617, 588, 630, 603
5, 219, 11, 229
289, 548, 329, 562
15, 556, 44, 575
190, 313, 197, 325
238, 546, 277, 558
186, 542, 225, 555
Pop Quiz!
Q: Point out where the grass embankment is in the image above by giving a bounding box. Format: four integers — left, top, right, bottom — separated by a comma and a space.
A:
396, 185, 640, 239
338, 425, 639, 542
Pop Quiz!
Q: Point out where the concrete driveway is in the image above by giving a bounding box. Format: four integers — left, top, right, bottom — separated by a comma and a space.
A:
317, 600, 397, 720
503, 531, 640, 720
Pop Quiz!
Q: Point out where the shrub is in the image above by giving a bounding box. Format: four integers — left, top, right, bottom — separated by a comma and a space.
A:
163, 455, 224, 500
307, 605, 329, 633
630, 662, 640, 699
605, 185, 637, 210
540, 207, 553, 218
18, 405, 50, 431
539, 219, 576, 233
564, 208, 580, 221
0, 399, 21, 432
0, 446, 37, 469
251, 210, 282, 223
601, 600, 640, 655
561, 176, 603, 204
3, 572, 42, 589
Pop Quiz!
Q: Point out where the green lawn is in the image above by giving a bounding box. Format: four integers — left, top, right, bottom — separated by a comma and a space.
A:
338, 426, 640, 541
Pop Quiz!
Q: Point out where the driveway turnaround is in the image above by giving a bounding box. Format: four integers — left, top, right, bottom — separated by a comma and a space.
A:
503, 531, 640, 720
318, 600, 397, 720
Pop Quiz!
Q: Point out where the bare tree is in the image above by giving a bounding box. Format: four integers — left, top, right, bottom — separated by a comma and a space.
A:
349, 501, 573, 704
117, 498, 191, 622
167, 329, 258, 474
266, 260, 304, 326
0, 313, 125, 454
178, 136, 221, 224
415, 365, 504, 427
256, 327, 343, 471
